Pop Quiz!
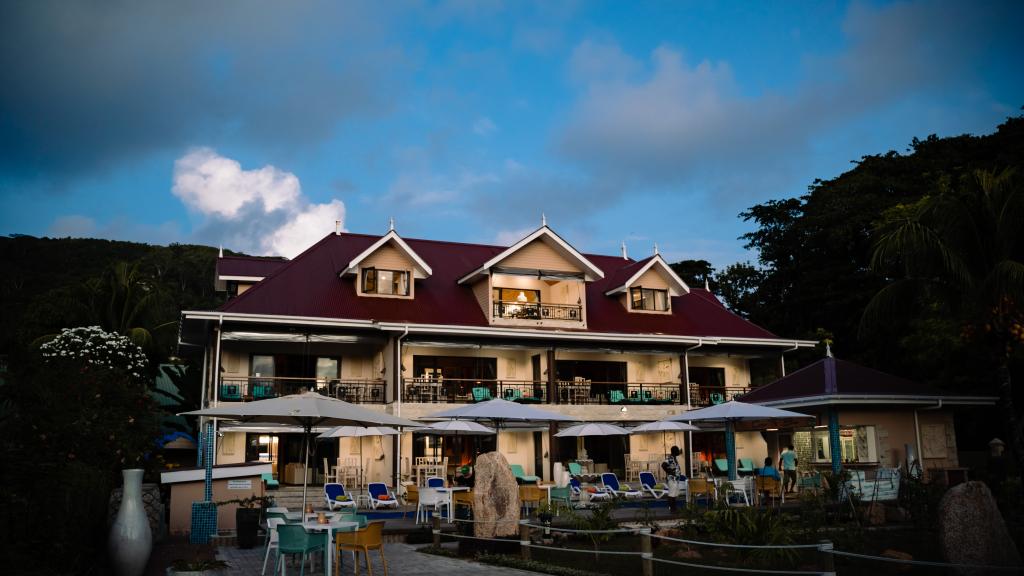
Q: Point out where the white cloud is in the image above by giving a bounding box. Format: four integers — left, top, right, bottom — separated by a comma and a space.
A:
172, 148, 345, 258
472, 116, 497, 136
172, 148, 301, 218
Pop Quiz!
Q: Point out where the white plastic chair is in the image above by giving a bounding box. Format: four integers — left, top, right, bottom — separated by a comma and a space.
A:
260, 517, 284, 576
416, 487, 449, 524
725, 477, 752, 506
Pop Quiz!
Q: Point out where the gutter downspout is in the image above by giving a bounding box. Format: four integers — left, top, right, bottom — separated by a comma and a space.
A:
913, 399, 943, 475
211, 315, 223, 467
196, 340, 209, 467
683, 339, 703, 478
780, 341, 799, 377
394, 325, 409, 490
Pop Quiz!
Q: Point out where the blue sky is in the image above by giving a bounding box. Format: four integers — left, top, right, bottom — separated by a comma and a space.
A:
1, 0, 1021, 267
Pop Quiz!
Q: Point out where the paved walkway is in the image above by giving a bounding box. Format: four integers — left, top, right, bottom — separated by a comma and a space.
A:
219, 542, 537, 575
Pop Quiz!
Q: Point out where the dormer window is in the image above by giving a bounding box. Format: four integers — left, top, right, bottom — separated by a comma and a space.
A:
631, 287, 669, 312
362, 268, 409, 296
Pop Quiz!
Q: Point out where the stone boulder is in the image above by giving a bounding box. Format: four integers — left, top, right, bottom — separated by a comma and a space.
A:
938, 481, 1021, 574
473, 451, 521, 538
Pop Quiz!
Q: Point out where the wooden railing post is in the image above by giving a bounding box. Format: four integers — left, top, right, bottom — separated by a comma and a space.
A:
817, 540, 835, 576
432, 515, 441, 548
520, 520, 531, 560
640, 528, 653, 576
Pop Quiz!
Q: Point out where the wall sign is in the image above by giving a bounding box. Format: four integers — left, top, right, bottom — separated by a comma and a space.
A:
227, 479, 252, 490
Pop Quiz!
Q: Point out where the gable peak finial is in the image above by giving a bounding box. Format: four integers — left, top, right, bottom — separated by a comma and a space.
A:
541, 212, 547, 227
218, 245, 223, 258
826, 342, 833, 358
335, 220, 341, 235
621, 241, 628, 260
653, 242, 659, 256
388, 216, 395, 232
704, 276, 710, 291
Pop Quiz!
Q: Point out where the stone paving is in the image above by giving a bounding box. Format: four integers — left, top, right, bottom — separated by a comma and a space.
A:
218, 541, 538, 575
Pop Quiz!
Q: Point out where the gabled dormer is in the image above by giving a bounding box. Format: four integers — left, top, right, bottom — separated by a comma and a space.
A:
604, 254, 688, 314
459, 225, 603, 328
340, 230, 431, 299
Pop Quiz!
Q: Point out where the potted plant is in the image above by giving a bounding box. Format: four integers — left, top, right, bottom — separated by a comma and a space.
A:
216, 494, 274, 549
166, 559, 229, 576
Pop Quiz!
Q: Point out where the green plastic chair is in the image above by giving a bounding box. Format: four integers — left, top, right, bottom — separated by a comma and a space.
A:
510, 464, 540, 484
549, 486, 572, 510
609, 390, 625, 404
274, 523, 324, 576
471, 387, 492, 402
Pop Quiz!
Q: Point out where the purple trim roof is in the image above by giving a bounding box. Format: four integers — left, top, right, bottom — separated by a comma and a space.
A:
740, 357, 954, 403
217, 232, 778, 340
216, 255, 288, 279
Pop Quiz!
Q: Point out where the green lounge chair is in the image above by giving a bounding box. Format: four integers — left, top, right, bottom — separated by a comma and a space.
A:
510, 464, 539, 484
567, 462, 583, 476
738, 459, 755, 475
713, 459, 729, 475
471, 387, 492, 402
261, 472, 279, 490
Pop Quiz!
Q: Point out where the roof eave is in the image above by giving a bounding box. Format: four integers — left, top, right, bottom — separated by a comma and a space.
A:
341, 231, 433, 279
457, 226, 605, 285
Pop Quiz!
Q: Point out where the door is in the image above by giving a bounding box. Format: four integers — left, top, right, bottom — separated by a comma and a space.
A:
533, 431, 545, 481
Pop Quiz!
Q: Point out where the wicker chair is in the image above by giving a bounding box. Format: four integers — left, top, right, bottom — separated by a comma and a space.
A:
335, 520, 388, 576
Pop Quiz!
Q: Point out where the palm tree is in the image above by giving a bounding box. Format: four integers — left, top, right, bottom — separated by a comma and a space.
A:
863, 168, 1024, 468
82, 261, 176, 354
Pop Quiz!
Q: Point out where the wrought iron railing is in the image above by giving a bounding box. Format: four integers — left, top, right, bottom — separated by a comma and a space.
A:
555, 381, 683, 405
492, 300, 583, 321
688, 385, 750, 408
217, 376, 386, 403
402, 378, 547, 404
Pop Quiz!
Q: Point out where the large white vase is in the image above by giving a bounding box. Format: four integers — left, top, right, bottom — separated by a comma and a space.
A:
109, 468, 152, 576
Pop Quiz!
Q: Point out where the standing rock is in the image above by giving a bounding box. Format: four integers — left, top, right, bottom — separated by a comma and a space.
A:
938, 481, 1021, 575
473, 451, 521, 538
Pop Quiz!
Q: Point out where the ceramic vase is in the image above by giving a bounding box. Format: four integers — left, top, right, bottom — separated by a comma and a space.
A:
109, 468, 152, 576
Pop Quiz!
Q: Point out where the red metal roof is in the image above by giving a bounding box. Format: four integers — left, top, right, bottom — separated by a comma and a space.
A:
218, 232, 779, 340
740, 357, 951, 403
216, 255, 288, 279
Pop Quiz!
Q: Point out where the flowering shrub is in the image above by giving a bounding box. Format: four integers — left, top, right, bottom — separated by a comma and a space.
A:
40, 325, 148, 378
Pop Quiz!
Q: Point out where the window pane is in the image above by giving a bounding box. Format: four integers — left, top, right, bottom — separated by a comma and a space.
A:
362, 269, 376, 293
251, 355, 275, 377
395, 271, 409, 295
655, 290, 668, 311
378, 270, 394, 294
631, 288, 643, 309
316, 357, 339, 379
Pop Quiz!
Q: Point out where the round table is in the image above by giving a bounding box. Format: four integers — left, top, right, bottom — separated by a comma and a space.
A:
302, 518, 359, 575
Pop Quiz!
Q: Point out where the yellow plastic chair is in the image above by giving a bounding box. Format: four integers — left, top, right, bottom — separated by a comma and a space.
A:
335, 520, 388, 576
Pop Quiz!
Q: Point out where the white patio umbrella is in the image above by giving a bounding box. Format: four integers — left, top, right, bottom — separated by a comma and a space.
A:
419, 420, 496, 435
182, 391, 420, 512
317, 426, 401, 488
425, 398, 576, 427
629, 420, 700, 456
554, 423, 630, 437
666, 401, 813, 480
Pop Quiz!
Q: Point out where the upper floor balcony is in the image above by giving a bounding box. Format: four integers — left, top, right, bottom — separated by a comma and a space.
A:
492, 300, 582, 322
400, 377, 748, 407
218, 376, 386, 404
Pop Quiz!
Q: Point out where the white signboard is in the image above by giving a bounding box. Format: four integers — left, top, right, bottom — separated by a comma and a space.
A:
227, 479, 252, 490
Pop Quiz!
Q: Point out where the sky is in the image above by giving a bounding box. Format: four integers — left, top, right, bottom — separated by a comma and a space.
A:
1, 0, 1021, 268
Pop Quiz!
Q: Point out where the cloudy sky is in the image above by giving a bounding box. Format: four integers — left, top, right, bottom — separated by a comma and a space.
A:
1, 1, 1021, 265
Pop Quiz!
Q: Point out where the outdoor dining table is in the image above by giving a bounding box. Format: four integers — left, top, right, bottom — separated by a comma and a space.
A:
302, 518, 359, 576
434, 486, 469, 521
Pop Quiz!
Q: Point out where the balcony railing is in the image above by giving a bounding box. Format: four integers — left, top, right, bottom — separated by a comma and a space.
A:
556, 381, 683, 405
688, 385, 750, 408
402, 378, 547, 404
218, 377, 386, 403
492, 300, 583, 322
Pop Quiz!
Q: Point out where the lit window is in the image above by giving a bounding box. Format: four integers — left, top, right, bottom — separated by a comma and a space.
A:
361, 268, 410, 296
630, 287, 669, 311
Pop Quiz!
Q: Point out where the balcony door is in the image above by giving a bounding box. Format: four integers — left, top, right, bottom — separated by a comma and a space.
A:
412, 355, 497, 397
555, 360, 626, 403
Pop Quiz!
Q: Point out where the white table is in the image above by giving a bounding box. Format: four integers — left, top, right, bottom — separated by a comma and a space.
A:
302, 518, 359, 576
266, 507, 289, 514
435, 486, 469, 521
537, 484, 555, 504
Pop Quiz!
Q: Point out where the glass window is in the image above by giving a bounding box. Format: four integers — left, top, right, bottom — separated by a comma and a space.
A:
630, 287, 669, 311
361, 268, 409, 296
493, 287, 540, 303
250, 355, 275, 378
315, 357, 339, 379
810, 426, 878, 463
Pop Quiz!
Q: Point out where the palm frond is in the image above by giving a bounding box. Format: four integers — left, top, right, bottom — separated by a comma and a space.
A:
859, 278, 923, 339
871, 220, 974, 290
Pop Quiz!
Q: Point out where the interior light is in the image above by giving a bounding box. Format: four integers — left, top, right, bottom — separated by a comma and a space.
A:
814, 425, 827, 429
620, 406, 628, 413
259, 435, 271, 444
766, 428, 778, 432
517, 291, 527, 302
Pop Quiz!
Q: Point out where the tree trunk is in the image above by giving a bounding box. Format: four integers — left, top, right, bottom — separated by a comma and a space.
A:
996, 361, 1024, 475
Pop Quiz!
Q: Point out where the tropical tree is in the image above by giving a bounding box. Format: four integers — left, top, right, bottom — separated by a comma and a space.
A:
864, 168, 1024, 468
80, 261, 177, 360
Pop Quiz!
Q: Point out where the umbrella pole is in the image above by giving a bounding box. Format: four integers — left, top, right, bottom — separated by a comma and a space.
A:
301, 425, 310, 513
725, 420, 737, 481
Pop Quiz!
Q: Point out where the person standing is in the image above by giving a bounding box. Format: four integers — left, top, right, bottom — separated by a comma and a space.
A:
661, 446, 685, 512
780, 444, 798, 493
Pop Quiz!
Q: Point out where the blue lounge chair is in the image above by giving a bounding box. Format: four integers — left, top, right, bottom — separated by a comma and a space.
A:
323, 483, 356, 511
570, 477, 610, 502
639, 471, 667, 498
367, 482, 398, 509
601, 472, 642, 499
